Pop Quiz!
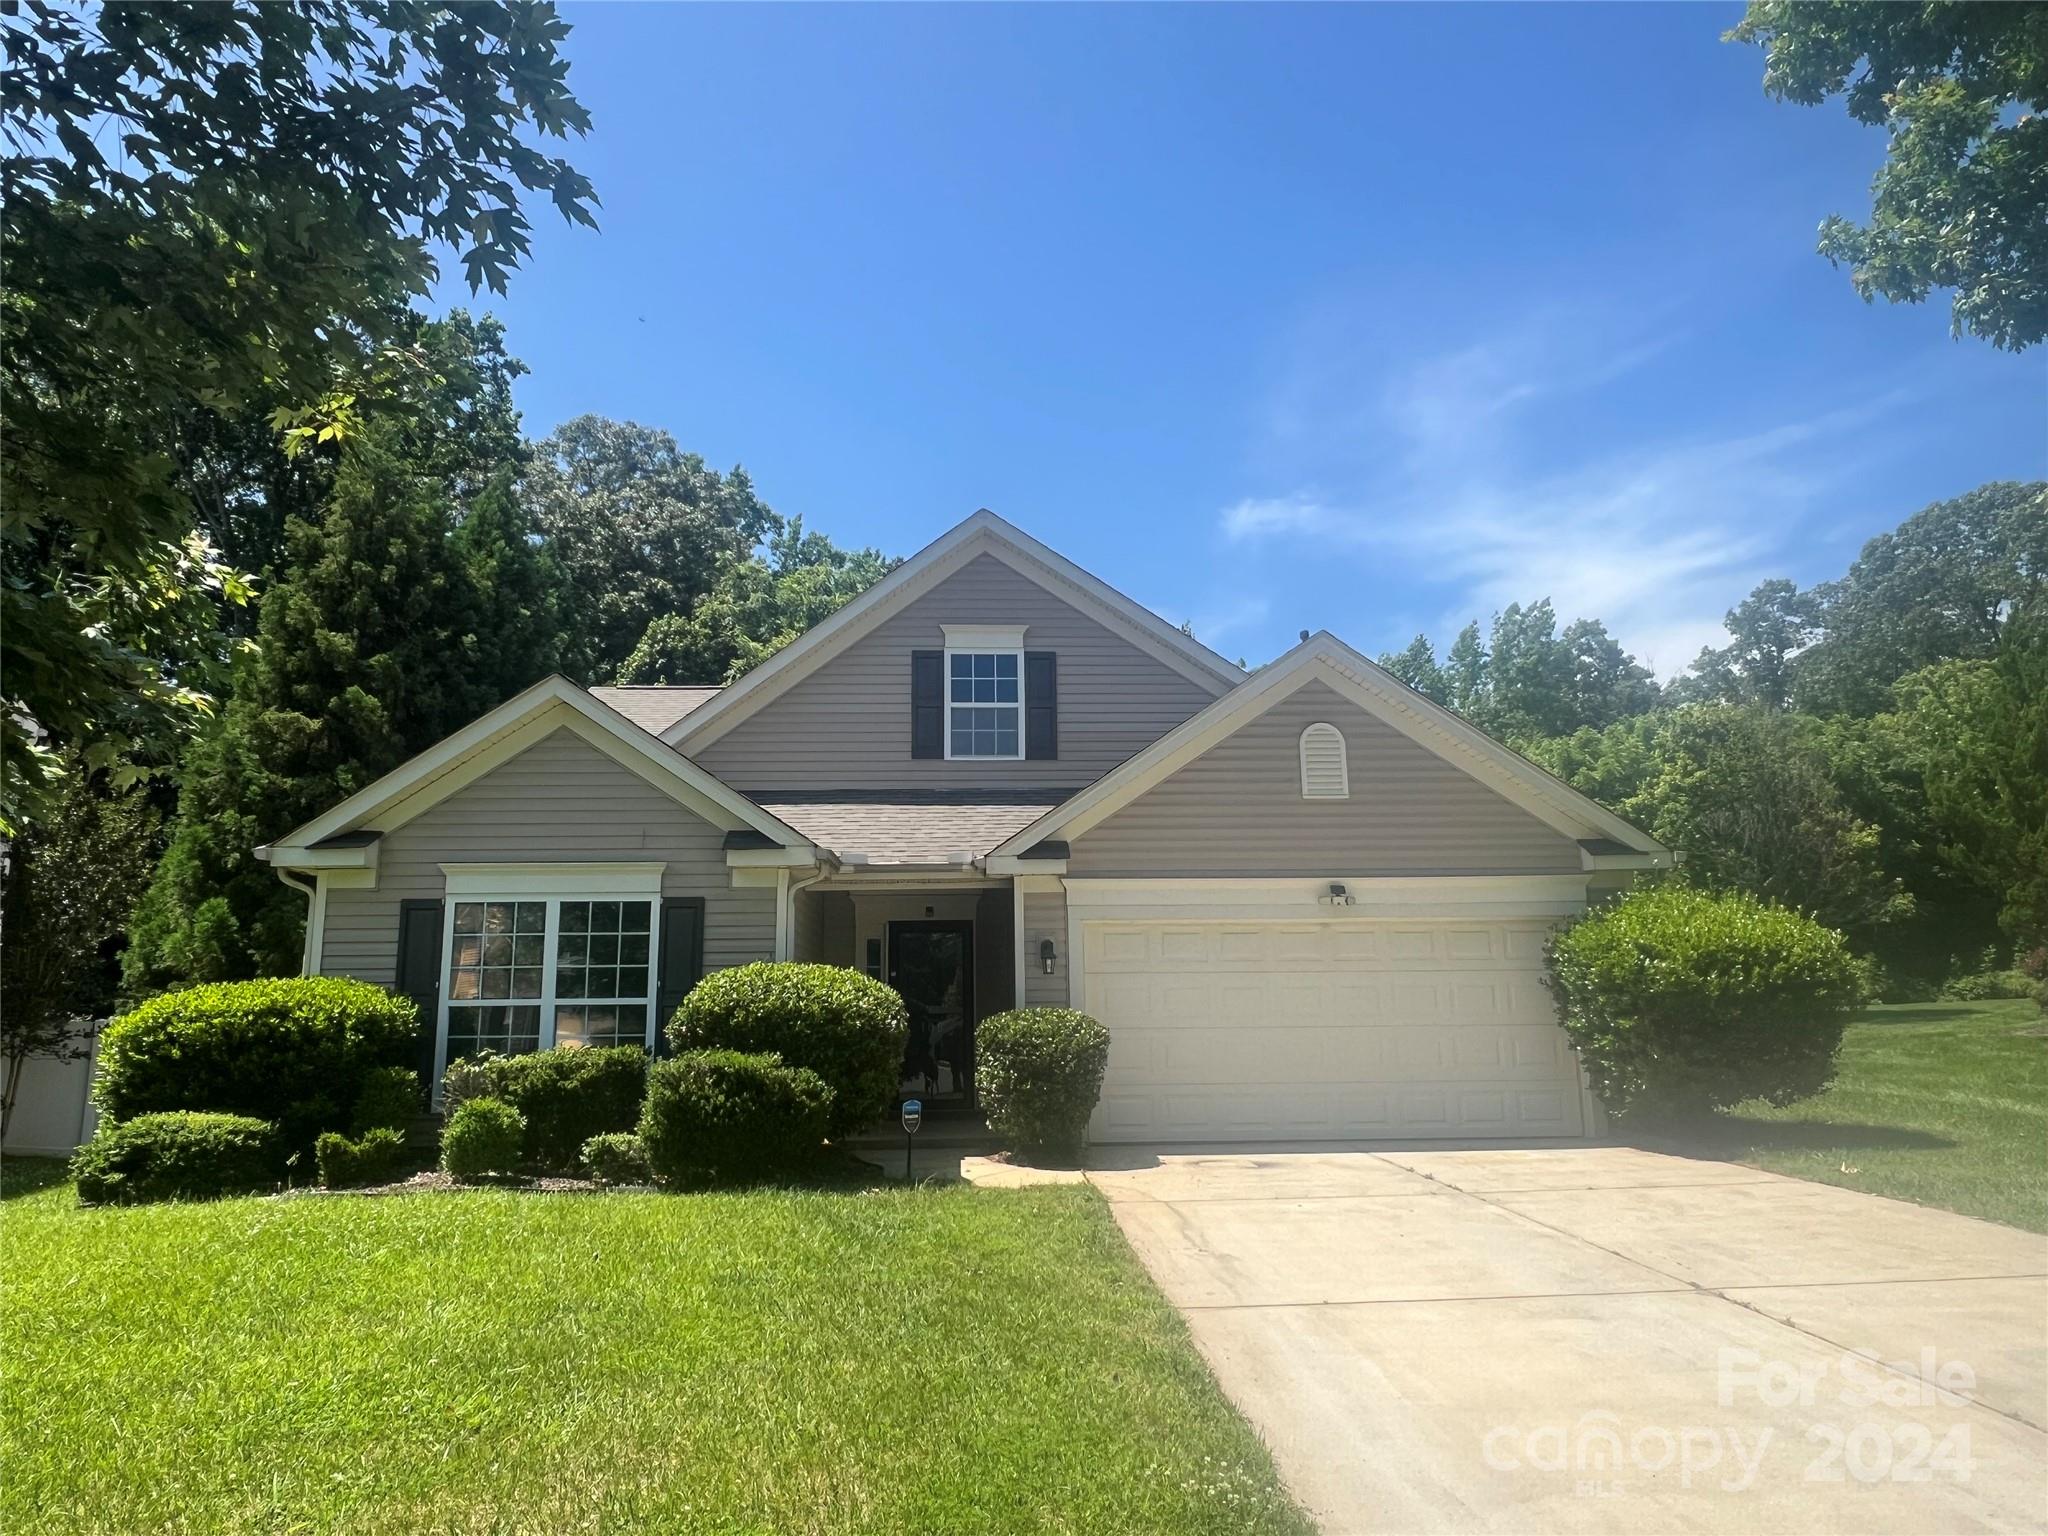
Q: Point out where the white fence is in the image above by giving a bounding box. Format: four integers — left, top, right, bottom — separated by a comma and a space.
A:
2, 1033, 101, 1158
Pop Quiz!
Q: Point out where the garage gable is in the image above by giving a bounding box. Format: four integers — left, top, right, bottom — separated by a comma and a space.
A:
1068, 680, 1580, 876
994, 631, 1669, 866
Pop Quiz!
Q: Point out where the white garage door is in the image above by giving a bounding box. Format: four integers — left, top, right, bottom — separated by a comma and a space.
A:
1086, 919, 1585, 1142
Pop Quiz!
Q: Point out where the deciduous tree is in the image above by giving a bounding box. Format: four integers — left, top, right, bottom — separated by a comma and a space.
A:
620, 518, 892, 684
1729, 1, 2048, 349
525, 417, 779, 682
1, 0, 594, 832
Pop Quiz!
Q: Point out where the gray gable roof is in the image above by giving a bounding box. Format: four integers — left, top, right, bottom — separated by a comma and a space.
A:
589, 685, 723, 735
747, 789, 1078, 865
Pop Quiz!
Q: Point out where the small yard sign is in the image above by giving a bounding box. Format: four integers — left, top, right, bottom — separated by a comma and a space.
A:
900, 1098, 922, 1181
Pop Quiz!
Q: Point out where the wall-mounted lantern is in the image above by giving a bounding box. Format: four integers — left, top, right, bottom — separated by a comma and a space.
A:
1039, 938, 1058, 974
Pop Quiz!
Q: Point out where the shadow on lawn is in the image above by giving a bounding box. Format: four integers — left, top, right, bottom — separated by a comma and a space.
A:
1856, 1006, 2005, 1028
0, 1156, 73, 1201
1676, 1118, 1956, 1154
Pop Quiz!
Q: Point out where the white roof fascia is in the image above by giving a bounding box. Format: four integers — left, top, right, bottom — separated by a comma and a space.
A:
990, 632, 1667, 858
268, 677, 810, 856
663, 509, 1245, 750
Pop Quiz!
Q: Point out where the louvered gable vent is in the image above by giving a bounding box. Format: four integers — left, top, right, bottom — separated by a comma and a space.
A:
1299, 722, 1348, 799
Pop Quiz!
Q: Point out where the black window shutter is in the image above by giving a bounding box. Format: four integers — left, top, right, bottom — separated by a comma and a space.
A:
911, 649, 944, 759
1025, 651, 1058, 760
654, 898, 705, 1056
395, 899, 443, 1100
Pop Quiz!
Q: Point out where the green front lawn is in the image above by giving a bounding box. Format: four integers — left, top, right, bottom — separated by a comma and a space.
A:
1691, 999, 2048, 1232
1, 1171, 1311, 1536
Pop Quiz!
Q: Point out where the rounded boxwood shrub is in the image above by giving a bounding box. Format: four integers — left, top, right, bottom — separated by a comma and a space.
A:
638, 1049, 832, 1185
481, 1045, 647, 1173
1544, 885, 1862, 1123
668, 963, 906, 1139
95, 977, 419, 1159
315, 1127, 410, 1189
977, 1008, 1112, 1162
580, 1131, 649, 1186
440, 1097, 526, 1183
70, 1112, 278, 1206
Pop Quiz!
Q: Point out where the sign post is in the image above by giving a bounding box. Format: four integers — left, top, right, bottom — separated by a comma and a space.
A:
900, 1097, 922, 1182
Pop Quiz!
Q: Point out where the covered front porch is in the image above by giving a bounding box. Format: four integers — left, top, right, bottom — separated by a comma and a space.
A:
732, 789, 1076, 1122
791, 872, 1028, 1121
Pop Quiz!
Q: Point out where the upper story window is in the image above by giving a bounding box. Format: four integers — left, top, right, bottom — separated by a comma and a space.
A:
941, 624, 1028, 760
948, 651, 1022, 757
1299, 721, 1349, 799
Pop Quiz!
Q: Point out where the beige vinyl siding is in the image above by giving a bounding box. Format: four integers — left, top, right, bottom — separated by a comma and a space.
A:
319, 728, 775, 984
1022, 886, 1069, 1008
690, 553, 1218, 791
791, 886, 856, 965
1067, 682, 1580, 877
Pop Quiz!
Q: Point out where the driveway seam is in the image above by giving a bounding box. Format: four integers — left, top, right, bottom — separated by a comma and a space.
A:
1090, 1175, 1792, 1204
1718, 1271, 2048, 1291
1377, 1155, 2048, 1440
1176, 1284, 1700, 1311
1711, 1288, 2048, 1437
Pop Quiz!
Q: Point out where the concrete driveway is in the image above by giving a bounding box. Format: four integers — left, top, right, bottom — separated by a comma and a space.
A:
1088, 1145, 2048, 1535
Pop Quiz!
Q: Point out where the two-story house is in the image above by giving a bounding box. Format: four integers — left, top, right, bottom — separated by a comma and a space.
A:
261, 510, 1671, 1143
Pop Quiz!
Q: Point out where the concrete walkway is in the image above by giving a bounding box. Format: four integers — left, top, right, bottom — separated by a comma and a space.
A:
1086, 1145, 2048, 1535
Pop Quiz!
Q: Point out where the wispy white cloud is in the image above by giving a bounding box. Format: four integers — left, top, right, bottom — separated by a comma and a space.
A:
1189, 593, 1272, 649
1223, 304, 1914, 677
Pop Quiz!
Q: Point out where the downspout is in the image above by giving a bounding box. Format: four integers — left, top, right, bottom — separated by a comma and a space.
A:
783, 860, 831, 962
273, 867, 319, 976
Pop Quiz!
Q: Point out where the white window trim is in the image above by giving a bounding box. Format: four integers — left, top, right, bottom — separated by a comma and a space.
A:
940, 623, 1028, 651
943, 646, 1026, 761
442, 862, 665, 897
434, 864, 666, 1097
1299, 721, 1349, 800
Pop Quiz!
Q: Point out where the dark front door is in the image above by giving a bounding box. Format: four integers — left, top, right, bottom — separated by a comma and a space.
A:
888, 920, 974, 1108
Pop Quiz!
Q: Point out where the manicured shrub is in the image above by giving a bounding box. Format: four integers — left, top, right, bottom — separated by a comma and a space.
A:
315, 1127, 410, 1189
638, 1050, 832, 1184
71, 1112, 277, 1206
351, 1066, 422, 1135
482, 1045, 647, 1173
668, 963, 906, 1138
440, 1097, 526, 1183
1545, 885, 1862, 1122
977, 1008, 1112, 1162
95, 977, 418, 1158
580, 1131, 649, 1186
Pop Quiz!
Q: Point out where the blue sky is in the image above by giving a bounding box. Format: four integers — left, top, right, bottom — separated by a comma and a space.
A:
433, 3, 2044, 676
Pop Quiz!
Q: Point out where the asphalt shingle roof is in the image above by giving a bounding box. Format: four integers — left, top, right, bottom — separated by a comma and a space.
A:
748, 790, 1077, 865
590, 685, 722, 735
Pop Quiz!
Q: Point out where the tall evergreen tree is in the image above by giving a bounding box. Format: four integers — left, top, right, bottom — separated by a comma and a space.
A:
453, 469, 566, 702
127, 435, 495, 988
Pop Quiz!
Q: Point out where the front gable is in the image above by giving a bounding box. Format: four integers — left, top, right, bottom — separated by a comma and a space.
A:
687, 548, 1227, 792
319, 726, 778, 984
996, 632, 1670, 872
1067, 680, 1581, 876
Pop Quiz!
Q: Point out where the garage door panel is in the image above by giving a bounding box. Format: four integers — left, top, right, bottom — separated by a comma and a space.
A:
1086, 918, 1584, 1142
